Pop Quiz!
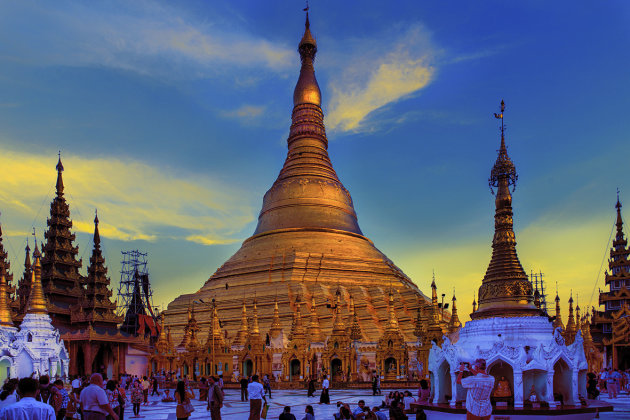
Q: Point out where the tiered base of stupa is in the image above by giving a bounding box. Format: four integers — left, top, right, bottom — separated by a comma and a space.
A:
422, 316, 614, 419
165, 230, 428, 344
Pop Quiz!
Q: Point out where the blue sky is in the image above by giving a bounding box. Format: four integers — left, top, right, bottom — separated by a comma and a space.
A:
0, 1, 629, 322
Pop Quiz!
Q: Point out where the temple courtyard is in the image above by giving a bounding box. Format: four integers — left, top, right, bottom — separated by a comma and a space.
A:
124, 388, 630, 419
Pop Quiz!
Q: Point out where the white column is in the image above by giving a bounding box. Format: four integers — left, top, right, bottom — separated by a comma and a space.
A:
546, 370, 556, 408
432, 373, 441, 404
450, 372, 458, 407
571, 369, 580, 405
513, 370, 523, 408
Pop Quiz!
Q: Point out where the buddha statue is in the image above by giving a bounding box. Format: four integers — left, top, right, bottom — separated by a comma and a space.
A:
528, 385, 538, 402
493, 376, 512, 398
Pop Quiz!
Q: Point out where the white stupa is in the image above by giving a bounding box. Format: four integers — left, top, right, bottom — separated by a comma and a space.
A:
3, 246, 69, 379
428, 103, 587, 409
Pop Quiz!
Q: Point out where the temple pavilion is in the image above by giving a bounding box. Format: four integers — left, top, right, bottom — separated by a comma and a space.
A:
160, 11, 451, 383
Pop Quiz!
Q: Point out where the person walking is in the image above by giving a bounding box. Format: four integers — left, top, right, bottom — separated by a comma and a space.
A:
247, 375, 267, 420
105, 380, 120, 420
79, 374, 119, 420
0, 378, 55, 420
206, 377, 224, 420
263, 374, 272, 399
53, 379, 70, 420
457, 358, 495, 420
319, 375, 330, 405
175, 381, 195, 420
141, 377, 150, 405
307, 377, 316, 398
130, 380, 143, 418
116, 382, 127, 420
240, 376, 249, 402
151, 377, 159, 397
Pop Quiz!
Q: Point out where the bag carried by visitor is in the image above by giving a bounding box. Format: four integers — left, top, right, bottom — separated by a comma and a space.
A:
261, 402, 269, 419
183, 398, 195, 415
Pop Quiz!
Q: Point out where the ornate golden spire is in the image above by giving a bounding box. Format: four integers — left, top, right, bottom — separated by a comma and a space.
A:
251, 297, 261, 336
386, 289, 400, 331
309, 296, 323, 342
0, 275, 14, 327
582, 313, 593, 344
269, 295, 283, 339
429, 275, 440, 325
289, 295, 305, 341
26, 246, 48, 315
472, 100, 538, 319
252, 11, 362, 237
206, 300, 225, 347
575, 296, 581, 332
472, 293, 477, 313
331, 287, 346, 333
155, 313, 169, 353
448, 291, 461, 332
552, 292, 564, 330
413, 303, 426, 339
235, 300, 249, 346
349, 296, 363, 341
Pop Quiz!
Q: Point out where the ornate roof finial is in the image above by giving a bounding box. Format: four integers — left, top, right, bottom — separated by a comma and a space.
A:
93, 209, 100, 247
449, 289, 461, 332
489, 100, 517, 195
56, 152, 65, 197
294, 4, 320, 107
270, 295, 282, 339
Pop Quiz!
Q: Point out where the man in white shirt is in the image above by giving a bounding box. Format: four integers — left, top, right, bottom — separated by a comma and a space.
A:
247, 374, 267, 420
352, 400, 367, 419
319, 375, 330, 404
457, 358, 495, 420
0, 377, 55, 420
79, 374, 118, 420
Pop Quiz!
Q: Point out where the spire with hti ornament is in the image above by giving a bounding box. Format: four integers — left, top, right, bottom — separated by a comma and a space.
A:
472, 100, 539, 319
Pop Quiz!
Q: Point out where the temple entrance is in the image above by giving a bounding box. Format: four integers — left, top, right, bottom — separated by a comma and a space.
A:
553, 358, 572, 405
92, 345, 114, 379
290, 359, 301, 381
436, 361, 451, 404
384, 357, 398, 380
488, 360, 514, 405
243, 359, 253, 377
310, 354, 318, 380
331, 358, 343, 382
76, 346, 85, 377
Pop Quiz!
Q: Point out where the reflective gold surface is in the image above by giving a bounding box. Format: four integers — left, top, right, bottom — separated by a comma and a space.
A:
0, 275, 13, 327
471, 113, 539, 319
26, 247, 48, 315
165, 14, 428, 345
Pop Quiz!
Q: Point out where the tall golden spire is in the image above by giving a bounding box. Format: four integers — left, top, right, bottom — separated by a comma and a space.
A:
472, 293, 477, 313
235, 300, 249, 346
448, 291, 461, 332
331, 287, 346, 333
413, 303, 426, 339
0, 275, 14, 327
269, 295, 283, 339
386, 289, 400, 330
289, 295, 305, 341
26, 245, 48, 315
252, 11, 362, 237
206, 300, 225, 347
582, 313, 593, 344
155, 313, 170, 353
552, 292, 564, 330
575, 296, 581, 332
429, 275, 440, 325
309, 296, 323, 342
472, 100, 538, 319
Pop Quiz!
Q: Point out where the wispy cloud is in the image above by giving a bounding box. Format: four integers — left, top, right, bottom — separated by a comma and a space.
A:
326, 25, 437, 132
222, 104, 266, 120
0, 1, 292, 80
0, 146, 256, 246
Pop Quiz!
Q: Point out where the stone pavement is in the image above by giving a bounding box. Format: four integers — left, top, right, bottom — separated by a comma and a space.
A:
124, 388, 414, 419
123, 388, 630, 419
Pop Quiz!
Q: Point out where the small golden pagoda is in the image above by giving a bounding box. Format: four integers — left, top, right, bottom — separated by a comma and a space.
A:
471, 101, 539, 319
149, 314, 176, 374
239, 298, 272, 377
321, 288, 352, 382
564, 293, 577, 345
376, 290, 409, 380
281, 296, 311, 381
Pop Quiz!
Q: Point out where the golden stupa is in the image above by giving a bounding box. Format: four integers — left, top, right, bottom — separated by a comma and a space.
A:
165, 13, 429, 344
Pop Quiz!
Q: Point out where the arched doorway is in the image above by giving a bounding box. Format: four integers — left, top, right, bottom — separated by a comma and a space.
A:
243, 359, 253, 377
436, 361, 452, 404
553, 358, 572, 405
384, 357, 398, 380
488, 359, 514, 405
0, 359, 10, 382
290, 359, 301, 381
331, 358, 343, 382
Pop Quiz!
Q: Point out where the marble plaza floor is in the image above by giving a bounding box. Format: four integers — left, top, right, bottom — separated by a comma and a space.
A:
124, 388, 630, 419
124, 388, 415, 419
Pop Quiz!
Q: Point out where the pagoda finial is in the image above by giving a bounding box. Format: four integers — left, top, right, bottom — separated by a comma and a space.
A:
294, 4, 320, 107
0, 275, 14, 327
24, 238, 31, 269
553, 289, 564, 330
25, 250, 48, 315
309, 295, 323, 342
252, 297, 260, 335
449, 289, 461, 332
270, 295, 282, 339
93, 209, 101, 247
56, 152, 65, 197
387, 289, 399, 330
616, 191, 624, 232
472, 292, 477, 313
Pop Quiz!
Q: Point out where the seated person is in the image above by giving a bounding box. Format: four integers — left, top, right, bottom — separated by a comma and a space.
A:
161, 388, 175, 402
388, 400, 408, 420
279, 405, 296, 420
402, 391, 416, 411
372, 407, 387, 420
353, 400, 367, 418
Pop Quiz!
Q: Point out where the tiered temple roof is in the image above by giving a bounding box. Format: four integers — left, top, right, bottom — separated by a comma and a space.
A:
41, 156, 83, 327
71, 213, 122, 328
